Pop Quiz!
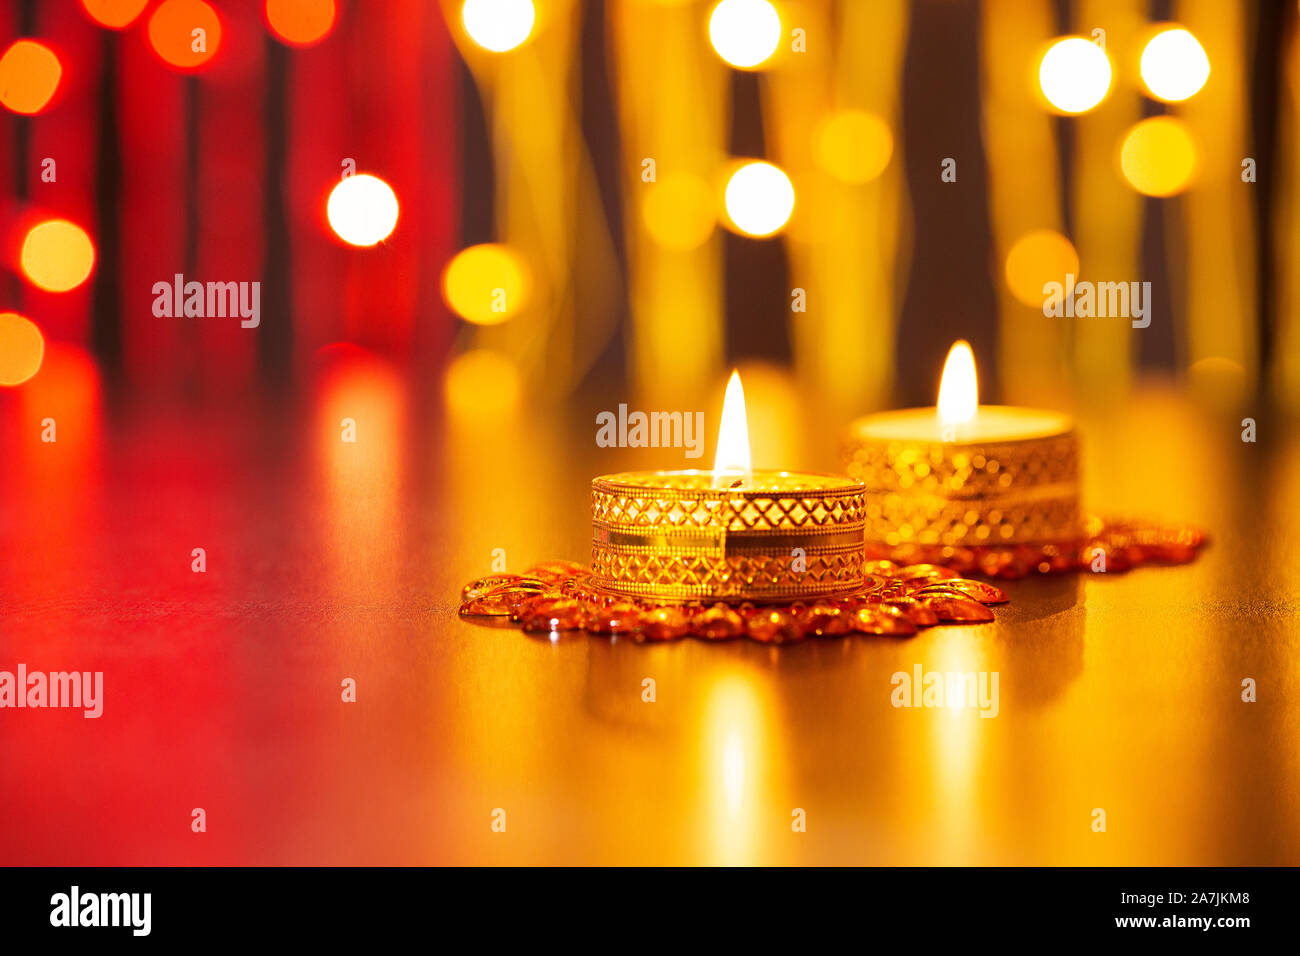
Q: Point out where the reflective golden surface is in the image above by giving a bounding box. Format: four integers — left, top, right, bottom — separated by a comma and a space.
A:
0, 368, 1296, 865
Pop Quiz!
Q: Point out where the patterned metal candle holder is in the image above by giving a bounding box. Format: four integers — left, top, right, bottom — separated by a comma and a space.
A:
837, 340, 1204, 577
589, 470, 867, 602
842, 412, 1081, 549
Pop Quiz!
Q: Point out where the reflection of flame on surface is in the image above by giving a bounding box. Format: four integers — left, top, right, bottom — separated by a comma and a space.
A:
721, 732, 745, 815
937, 340, 978, 426
929, 637, 982, 863
4, 343, 101, 602
701, 673, 767, 865
314, 347, 406, 598
712, 370, 752, 489
17, 343, 99, 463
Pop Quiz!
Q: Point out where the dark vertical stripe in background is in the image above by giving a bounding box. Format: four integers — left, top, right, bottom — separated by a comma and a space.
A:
14, 0, 32, 202
458, 57, 493, 250
261, 34, 292, 386
896, 0, 998, 406
7, 0, 35, 312
1052, 1, 1073, 245
1252, 0, 1289, 373
577, 0, 627, 387
414, 6, 450, 371
1138, 0, 1176, 373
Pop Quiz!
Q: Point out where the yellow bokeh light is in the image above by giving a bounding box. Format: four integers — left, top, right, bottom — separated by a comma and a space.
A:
0, 40, 62, 115
444, 349, 522, 420
326, 173, 399, 246
1140, 27, 1210, 102
642, 173, 716, 250
814, 110, 894, 184
0, 312, 45, 386
1119, 117, 1197, 197
723, 161, 795, 238
708, 0, 781, 70
441, 244, 528, 325
461, 0, 535, 53
21, 220, 96, 292
1038, 37, 1112, 114
1004, 229, 1079, 309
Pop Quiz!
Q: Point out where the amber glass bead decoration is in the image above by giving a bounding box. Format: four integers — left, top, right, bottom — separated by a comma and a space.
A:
459, 560, 1008, 644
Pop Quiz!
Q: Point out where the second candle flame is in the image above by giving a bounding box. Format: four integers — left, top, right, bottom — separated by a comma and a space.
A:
712, 370, 753, 489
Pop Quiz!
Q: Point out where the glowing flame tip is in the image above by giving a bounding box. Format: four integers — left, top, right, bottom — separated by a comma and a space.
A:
712, 370, 752, 488
937, 340, 978, 426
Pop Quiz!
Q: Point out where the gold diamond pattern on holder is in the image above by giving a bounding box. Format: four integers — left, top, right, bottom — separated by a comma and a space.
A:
590, 472, 868, 601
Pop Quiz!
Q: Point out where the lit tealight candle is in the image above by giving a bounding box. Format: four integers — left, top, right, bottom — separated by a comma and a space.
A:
711, 370, 753, 489
591, 371, 866, 602
844, 341, 1080, 548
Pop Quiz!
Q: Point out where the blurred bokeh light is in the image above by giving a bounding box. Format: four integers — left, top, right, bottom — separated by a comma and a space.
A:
1038, 37, 1112, 114
20, 220, 96, 292
444, 349, 522, 421
81, 0, 151, 29
265, 0, 337, 47
0, 40, 62, 115
708, 0, 781, 70
326, 173, 400, 246
0, 312, 45, 386
814, 110, 894, 184
642, 173, 717, 250
1140, 27, 1210, 102
461, 0, 536, 53
723, 161, 795, 237
1120, 117, 1197, 196
148, 0, 223, 70
441, 244, 528, 325
1004, 229, 1079, 309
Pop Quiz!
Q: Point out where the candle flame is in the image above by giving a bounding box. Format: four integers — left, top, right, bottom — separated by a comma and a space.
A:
937, 340, 978, 426
712, 370, 752, 489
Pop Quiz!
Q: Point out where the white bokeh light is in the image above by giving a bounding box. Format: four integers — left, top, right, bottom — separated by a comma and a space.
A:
1140, 27, 1210, 102
461, 0, 535, 53
708, 0, 781, 70
1038, 37, 1112, 113
327, 173, 399, 247
723, 161, 795, 237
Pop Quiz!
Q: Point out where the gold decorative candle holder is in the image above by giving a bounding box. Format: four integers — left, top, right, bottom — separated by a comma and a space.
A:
590, 470, 867, 602
842, 418, 1080, 548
